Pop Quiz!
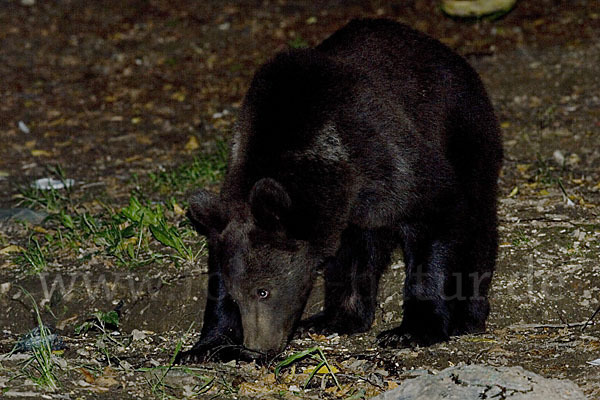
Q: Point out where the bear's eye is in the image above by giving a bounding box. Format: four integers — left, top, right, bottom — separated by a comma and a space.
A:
257, 289, 270, 299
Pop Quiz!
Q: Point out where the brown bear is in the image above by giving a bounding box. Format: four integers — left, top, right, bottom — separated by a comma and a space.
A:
176, 18, 502, 363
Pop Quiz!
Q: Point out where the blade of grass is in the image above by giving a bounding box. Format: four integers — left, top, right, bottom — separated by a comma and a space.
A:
274, 346, 319, 377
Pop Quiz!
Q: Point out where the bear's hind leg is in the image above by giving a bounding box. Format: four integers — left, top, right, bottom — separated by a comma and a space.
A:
378, 219, 495, 347
449, 227, 496, 336
378, 225, 458, 347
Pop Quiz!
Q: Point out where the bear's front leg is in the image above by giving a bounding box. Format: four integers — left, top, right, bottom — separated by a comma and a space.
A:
175, 269, 243, 363
301, 226, 395, 335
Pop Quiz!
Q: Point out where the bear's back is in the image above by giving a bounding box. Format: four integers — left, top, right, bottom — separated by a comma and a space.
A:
221, 19, 501, 244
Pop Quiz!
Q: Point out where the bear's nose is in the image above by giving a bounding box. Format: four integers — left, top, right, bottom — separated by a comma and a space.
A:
243, 332, 287, 354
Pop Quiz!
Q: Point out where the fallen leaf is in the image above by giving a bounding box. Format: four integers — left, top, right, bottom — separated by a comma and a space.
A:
171, 91, 186, 102
0, 245, 25, 254
31, 149, 52, 157
57, 315, 79, 330
308, 333, 328, 342
304, 364, 339, 374
464, 337, 497, 343
387, 381, 399, 390
48, 117, 66, 127
136, 134, 152, 145
55, 140, 72, 147
95, 376, 119, 388
172, 202, 185, 216
238, 381, 272, 396
125, 155, 142, 162
185, 136, 199, 151
95, 366, 119, 388
79, 368, 95, 384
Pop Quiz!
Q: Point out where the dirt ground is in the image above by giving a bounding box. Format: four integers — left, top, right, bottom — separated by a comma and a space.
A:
1, 0, 600, 399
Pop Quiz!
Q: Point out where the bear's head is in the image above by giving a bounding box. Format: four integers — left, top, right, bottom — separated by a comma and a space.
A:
188, 178, 322, 355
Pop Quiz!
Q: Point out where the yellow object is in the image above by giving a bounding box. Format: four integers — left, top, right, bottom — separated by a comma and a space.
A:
0, 245, 25, 254
172, 202, 186, 216
31, 149, 52, 157
441, 0, 517, 17
305, 364, 339, 374
171, 91, 186, 102
185, 136, 200, 151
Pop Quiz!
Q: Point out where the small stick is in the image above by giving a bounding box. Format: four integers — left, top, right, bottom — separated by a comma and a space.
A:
582, 304, 600, 332
509, 322, 594, 330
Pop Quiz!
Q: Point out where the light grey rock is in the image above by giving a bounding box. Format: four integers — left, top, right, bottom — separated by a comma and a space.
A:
0, 208, 48, 225
373, 364, 587, 400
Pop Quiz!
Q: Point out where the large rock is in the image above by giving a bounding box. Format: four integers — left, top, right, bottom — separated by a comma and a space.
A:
373, 364, 587, 400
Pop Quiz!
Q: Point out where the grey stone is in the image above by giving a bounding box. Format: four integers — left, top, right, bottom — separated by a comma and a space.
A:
373, 364, 587, 400
0, 208, 48, 225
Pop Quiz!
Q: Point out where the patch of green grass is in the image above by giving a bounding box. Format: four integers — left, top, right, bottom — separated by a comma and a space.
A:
288, 35, 309, 49
142, 365, 214, 399
10, 145, 224, 271
75, 308, 125, 367
533, 154, 558, 186
75, 310, 120, 335
511, 229, 530, 247
149, 140, 228, 195
13, 193, 203, 270
119, 196, 203, 264
139, 327, 215, 399
13, 288, 61, 391
537, 104, 557, 130
275, 346, 341, 390
533, 153, 573, 205
15, 237, 48, 274
14, 165, 72, 213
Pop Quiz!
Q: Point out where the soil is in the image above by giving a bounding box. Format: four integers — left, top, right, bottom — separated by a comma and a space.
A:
1, 0, 600, 399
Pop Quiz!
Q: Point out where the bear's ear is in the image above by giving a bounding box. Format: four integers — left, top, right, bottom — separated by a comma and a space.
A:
249, 178, 291, 231
187, 189, 227, 236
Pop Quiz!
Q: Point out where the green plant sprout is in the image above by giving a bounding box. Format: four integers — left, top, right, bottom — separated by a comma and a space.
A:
275, 346, 341, 390
16, 237, 47, 274
12, 288, 61, 391
75, 309, 125, 367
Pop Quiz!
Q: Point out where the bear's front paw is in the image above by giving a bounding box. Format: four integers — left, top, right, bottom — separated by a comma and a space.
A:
175, 339, 243, 364
297, 312, 336, 336
376, 328, 418, 348
298, 311, 372, 337
376, 326, 448, 348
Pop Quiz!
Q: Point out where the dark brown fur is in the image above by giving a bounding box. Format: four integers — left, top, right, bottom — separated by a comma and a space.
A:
176, 18, 502, 363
